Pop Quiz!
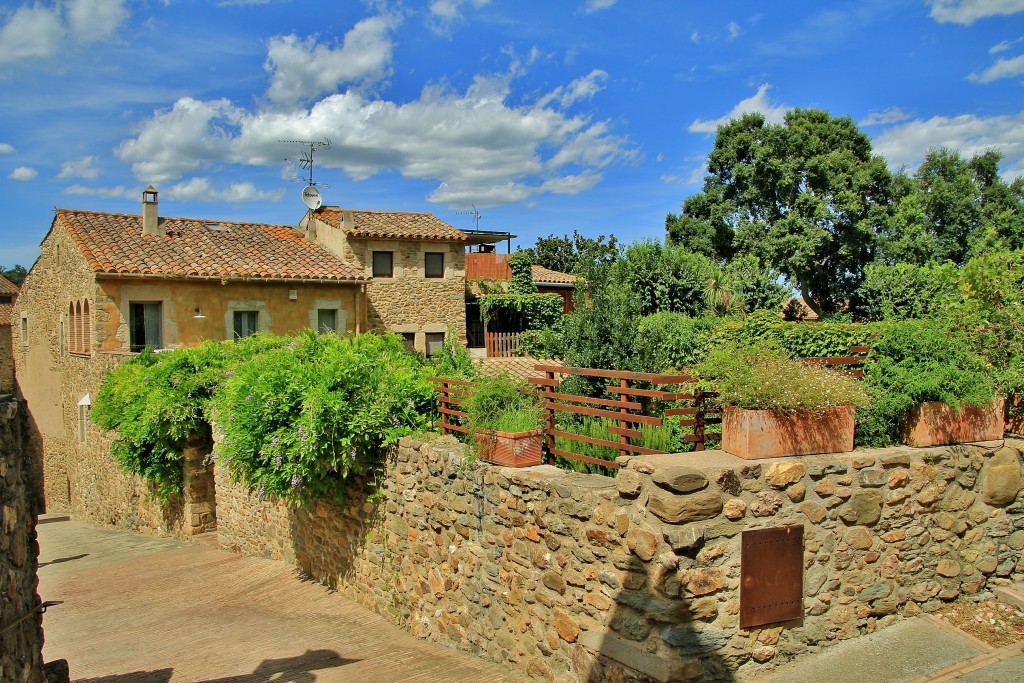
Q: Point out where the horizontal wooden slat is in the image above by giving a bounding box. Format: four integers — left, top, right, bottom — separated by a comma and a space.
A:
438, 396, 465, 406
428, 377, 475, 386
548, 447, 622, 469
663, 407, 698, 416
539, 391, 643, 410
442, 423, 470, 434
527, 377, 559, 387
607, 425, 642, 439
801, 356, 864, 367
534, 365, 695, 384
544, 402, 663, 425
849, 346, 871, 353
438, 406, 467, 417
606, 387, 696, 400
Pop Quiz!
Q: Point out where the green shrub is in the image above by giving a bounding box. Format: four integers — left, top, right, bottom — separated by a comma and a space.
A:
214, 331, 436, 506
463, 373, 543, 437
93, 342, 227, 499
711, 310, 873, 358
857, 320, 996, 446
849, 261, 958, 322
696, 343, 870, 412
634, 313, 717, 372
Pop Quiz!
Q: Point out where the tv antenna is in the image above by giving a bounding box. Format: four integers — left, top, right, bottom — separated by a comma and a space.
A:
280, 138, 331, 212
456, 204, 482, 231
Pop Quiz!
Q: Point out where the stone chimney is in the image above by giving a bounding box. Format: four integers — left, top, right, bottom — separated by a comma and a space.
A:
142, 186, 161, 236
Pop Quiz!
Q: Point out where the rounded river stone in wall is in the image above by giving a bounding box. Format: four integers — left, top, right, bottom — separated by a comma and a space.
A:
648, 489, 723, 524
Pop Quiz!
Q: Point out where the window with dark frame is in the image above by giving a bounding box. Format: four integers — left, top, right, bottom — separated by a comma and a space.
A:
129, 302, 162, 352
401, 332, 416, 353
233, 310, 259, 339
372, 251, 394, 278
317, 308, 337, 334
425, 252, 444, 278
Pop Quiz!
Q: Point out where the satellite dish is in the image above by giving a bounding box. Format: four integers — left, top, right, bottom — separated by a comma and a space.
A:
302, 185, 322, 210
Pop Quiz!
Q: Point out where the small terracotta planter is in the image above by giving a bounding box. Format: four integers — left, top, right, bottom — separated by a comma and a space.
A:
1007, 394, 1024, 436
900, 400, 1005, 447
721, 405, 856, 460
475, 429, 543, 467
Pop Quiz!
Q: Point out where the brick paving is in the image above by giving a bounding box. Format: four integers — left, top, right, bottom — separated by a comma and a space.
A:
37, 517, 529, 683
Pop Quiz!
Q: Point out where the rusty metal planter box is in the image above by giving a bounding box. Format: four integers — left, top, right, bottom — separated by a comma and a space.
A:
900, 399, 1005, 447
476, 429, 543, 467
721, 404, 856, 460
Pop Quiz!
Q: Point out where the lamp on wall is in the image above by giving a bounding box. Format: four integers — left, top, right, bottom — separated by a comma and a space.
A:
193, 307, 206, 320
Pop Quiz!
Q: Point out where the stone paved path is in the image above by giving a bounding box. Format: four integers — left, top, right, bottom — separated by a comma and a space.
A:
37, 516, 530, 683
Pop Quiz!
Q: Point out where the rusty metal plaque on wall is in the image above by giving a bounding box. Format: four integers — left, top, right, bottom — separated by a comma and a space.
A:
740, 525, 804, 629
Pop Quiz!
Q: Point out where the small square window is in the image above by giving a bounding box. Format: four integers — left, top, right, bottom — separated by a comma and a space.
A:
317, 308, 337, 334
372, 251, 393, 278
129, 302, 162, 351
425, 332, 445, 357
425, 252, 444, 278
401, 332, 416, 353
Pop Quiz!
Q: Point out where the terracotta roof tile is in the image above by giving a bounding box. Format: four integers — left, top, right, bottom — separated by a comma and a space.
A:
0, 303, 12, 326
315, 207, 466, 242
57, 209, 367, 282
0, 275, 18, 296
531, 265, 581, 285
478, 356, 565, 381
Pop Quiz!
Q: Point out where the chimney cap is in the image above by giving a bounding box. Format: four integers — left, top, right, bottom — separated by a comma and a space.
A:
143, 186, 158, 201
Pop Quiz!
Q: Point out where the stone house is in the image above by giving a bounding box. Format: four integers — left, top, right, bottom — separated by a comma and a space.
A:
0, 274, 18, 393
14, 187, 503, 528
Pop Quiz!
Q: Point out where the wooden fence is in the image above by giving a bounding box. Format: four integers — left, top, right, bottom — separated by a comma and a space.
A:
431, 346, 870, 471
431, 365, 720, 471
485, 331, 522, 358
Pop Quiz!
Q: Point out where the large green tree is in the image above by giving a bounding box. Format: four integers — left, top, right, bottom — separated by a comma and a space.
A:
675, 109, 895, 317
524, 230, 619, 277
880, 148, 1024, 265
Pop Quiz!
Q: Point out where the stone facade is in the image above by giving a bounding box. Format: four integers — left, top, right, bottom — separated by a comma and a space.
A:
0, 398, 44, 683
215, 435, 1024, 683
14, 215, 360, 529
0, 322, 13, 394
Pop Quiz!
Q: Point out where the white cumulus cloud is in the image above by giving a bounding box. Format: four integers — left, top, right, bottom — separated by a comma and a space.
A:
872, 111, 1024, 179
0, 0, 129, 65
928, 0, 1024, 26
584, 0, 617, 14
859, 107, 913, 127
688, 84, 788, 134
264, 16, 399, 105
537, 69, 608, 108
9, 166, 37, 181
427, 0, 492, 35
58, 155, 101, 180
162, 177, 285, 203
116, 61, 636, 209
0, 143, 14, 154
968, 53, 1024, 83
64, 184, 132, 198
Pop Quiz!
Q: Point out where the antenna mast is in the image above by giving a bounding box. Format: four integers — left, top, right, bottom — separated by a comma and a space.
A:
280, 138, 331, 222
456, 204, 482, 231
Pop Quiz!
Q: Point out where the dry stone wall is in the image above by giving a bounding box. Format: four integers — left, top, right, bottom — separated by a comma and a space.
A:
0, 398, 44, 682
215, 435, 1024, 682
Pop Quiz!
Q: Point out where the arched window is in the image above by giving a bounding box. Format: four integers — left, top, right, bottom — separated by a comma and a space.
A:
74, 301, 83, 353
82, 299, 91, 355
68, 302, 77, 353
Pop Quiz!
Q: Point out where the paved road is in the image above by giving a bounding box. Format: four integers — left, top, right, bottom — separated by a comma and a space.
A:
37, 516, 529, 683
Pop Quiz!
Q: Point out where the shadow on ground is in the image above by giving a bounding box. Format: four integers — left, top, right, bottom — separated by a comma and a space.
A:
71, 649, 355, 683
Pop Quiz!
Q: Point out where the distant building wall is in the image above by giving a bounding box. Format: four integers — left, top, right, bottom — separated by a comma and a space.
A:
0, 323, 12, 393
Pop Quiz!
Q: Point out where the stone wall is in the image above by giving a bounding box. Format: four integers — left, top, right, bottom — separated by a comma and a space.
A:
0, 397, 44, 682
215, 435, 1024, 682
0, 323, 13, 393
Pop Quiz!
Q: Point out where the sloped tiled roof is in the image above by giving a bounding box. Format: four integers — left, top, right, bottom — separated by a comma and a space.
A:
0, 275, 17, 326
315, 207, 467, 242
532, 264, 581, 285
478, 356, 565, 381
57, 209, 367, 282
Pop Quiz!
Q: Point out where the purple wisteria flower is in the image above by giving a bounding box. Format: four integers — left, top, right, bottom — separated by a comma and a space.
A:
275, 453, 283, 466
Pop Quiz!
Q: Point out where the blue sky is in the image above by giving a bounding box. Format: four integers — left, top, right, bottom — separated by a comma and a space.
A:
1, 0, 1023, 268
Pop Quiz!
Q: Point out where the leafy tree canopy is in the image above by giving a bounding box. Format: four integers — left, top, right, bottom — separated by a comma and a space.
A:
2, 264, 26, 286
675, 109, 895, 317
524, 230, 619, 277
